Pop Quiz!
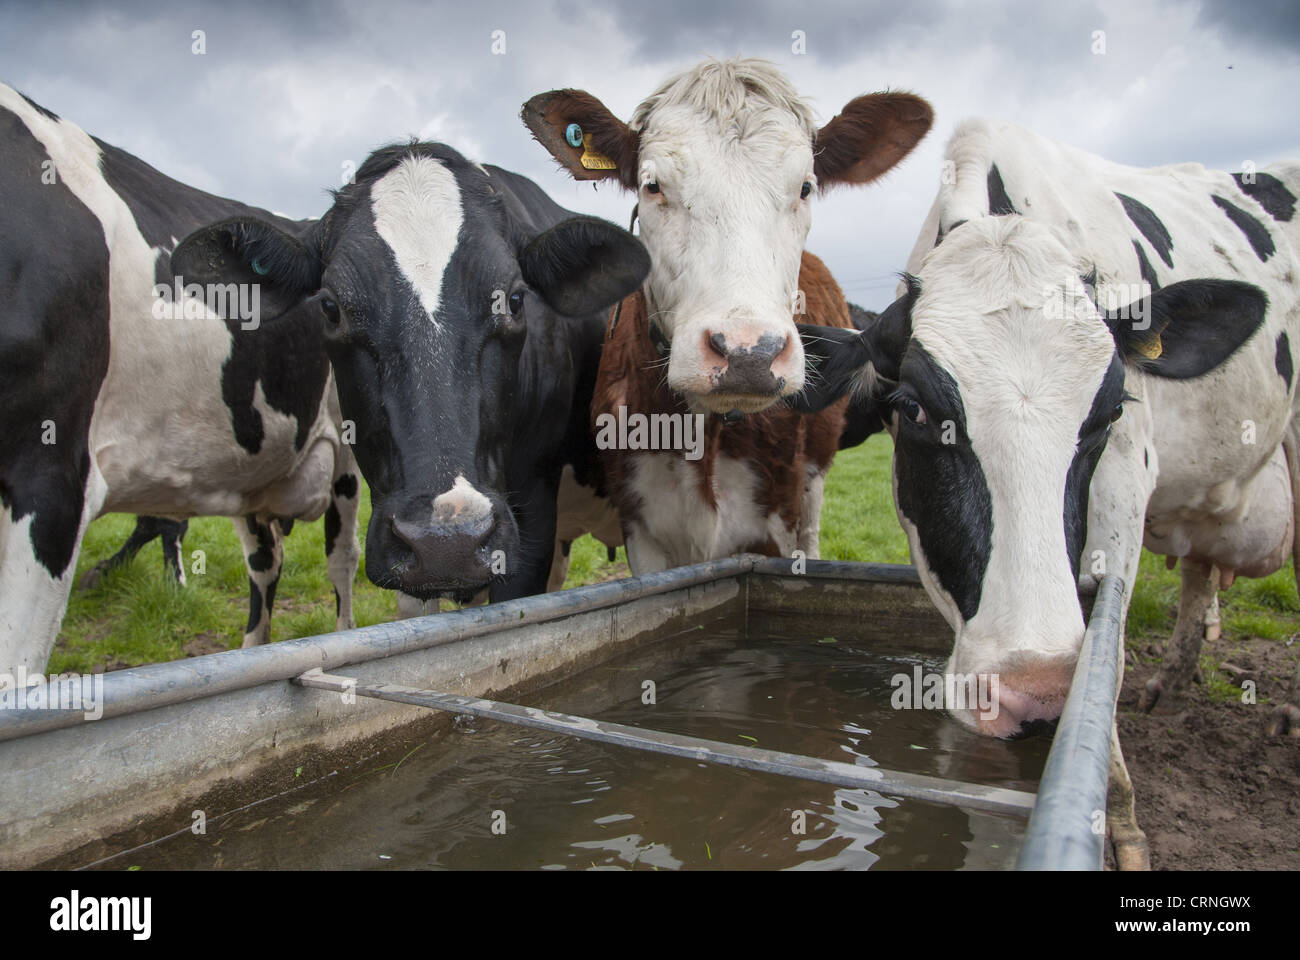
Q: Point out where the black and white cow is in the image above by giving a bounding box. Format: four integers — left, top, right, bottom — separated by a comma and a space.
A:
0, 84, 361, 677
171, 143, 649, 604
797, 117, 1300, 869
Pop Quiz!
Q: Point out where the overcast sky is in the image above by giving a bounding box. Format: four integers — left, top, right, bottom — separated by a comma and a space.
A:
3, 0, 1297, 309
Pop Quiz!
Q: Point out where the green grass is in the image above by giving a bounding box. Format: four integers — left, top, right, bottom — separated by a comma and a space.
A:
562, 536, 629, 587
820, 434, 909, 564
54, 486, 396, 673
50, 432, 1298, 674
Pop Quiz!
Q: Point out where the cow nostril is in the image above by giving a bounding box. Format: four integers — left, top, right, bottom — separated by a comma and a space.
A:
754, 333, 786, 363
391, 516, 421, 551
707, 331, 729, 361
1014, 717, 1060, 740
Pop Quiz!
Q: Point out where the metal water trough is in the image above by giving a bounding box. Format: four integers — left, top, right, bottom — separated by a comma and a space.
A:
0, 557, 1121, 870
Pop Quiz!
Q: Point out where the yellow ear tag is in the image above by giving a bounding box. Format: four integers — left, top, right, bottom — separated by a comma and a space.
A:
580, 133, 616, 171
1134, 335, 1163, 360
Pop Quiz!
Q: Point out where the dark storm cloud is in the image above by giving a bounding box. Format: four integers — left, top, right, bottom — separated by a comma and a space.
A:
0, 0, 1295, 311
571, 0, 1108, 78
1195, 0, 1300, 54
573, 0, 943, 60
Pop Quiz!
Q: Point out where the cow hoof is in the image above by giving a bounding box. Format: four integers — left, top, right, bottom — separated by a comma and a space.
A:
1138, 676, 1162, 712
1265, 703, 1300, 737
78, 566, 105, 591
1139, 676, 1187, 715
1112, 832, 1152, 871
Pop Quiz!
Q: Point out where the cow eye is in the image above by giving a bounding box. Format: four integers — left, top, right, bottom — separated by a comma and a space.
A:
898, 397, 927, 426
509, 290, 525, 316
319, 295, 341, 326
645, 181, 661, 195
800, 181, 812, 200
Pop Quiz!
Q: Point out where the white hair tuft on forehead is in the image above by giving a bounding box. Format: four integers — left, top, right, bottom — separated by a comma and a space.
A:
629, 57, 818, 139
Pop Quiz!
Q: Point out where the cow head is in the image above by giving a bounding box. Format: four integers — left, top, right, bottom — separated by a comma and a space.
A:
796, 216, 1268, 737
172, 143, 648, 601
523, 57, 932, 414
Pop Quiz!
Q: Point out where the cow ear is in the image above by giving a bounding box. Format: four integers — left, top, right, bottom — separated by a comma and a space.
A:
521, 90, 639, 190
171, 218, 321, 322
520, 216, 650, 317
814, 93, 933, 188
791, 276, 919, 413
1105, 279, 1268, 379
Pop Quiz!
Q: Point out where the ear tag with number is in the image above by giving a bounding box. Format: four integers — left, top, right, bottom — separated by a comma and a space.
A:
580, 133, 617, 171
1133, 334, 1163, 360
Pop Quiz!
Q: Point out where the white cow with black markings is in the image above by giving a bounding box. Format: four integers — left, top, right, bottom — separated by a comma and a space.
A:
0, 84, 361, 678
797, 117, 1300, 870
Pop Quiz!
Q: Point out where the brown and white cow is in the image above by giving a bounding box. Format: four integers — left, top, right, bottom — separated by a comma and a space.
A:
592, 251, 852, 570
522, 58, 931, 571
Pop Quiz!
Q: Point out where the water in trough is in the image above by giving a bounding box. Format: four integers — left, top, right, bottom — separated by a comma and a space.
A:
88, 611, 1050, 870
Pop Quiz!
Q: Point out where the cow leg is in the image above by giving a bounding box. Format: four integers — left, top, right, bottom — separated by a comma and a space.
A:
1267, 431, 1300, 736
161, 519, 189, 586
79, 516, 189, 590
324, 462, 361, 632
796, 466, 827, 560
1139, 559, 1220, 713
546, 539, 573, 593
80, 515, 161, 589
79, 517, 150, 590
1107, 725, 1151, 870
624, 525, 672, 577
396, 592, 438, 618
1203, 593, 1221, 642
234, 515, 283, 647
1267, 658, 1300, 736
0, 464, 107, 679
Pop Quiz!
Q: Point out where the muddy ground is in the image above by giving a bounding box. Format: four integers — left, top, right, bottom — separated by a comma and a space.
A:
1107, 636, 1299, 870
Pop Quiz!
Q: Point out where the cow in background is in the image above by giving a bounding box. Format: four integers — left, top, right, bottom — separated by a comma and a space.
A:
78, 516, 189, 590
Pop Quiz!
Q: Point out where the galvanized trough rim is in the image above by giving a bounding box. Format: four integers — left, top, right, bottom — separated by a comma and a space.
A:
747, 556, 924, 585
1016, 575, 1124, 871
0, 556, 919, 743
0, 555, 741, 742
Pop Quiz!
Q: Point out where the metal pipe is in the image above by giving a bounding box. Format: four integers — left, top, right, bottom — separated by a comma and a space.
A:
0, 557, 930, 742
1016, 575, 1124, 870
747, 557, 924, 585
0, 556, 754, 742
295, 669, 1038, 818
